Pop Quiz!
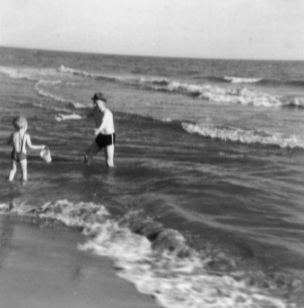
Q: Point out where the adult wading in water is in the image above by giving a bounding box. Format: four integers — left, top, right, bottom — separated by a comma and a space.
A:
84, 92, 116, 167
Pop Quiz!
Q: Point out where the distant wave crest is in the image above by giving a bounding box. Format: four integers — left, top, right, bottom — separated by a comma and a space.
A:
150, 81, 283, 107
224, 76, 263, 84
59, 65, 117, 82
2, 65, 303, 109
182, 122, 304, 149
0, 66, 37, 81
34, 80, 87, 109
58, 66, 285, 107
217, 75, 304, 88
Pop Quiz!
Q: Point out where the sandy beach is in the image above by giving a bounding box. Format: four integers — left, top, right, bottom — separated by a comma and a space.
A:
0, 215, 159, 308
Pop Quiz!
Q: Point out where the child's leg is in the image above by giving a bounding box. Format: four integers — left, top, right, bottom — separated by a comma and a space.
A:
20, 159, 28, 181
8, 160, 17, 181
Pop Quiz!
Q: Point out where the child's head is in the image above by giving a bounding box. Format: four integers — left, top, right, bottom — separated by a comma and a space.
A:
12, 116, 28, 131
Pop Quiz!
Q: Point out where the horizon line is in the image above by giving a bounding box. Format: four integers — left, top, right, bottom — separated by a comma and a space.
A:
1, 45, 303, 62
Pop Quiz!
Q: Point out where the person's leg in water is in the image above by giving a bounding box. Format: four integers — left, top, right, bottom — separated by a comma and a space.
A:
104, 144, 115, 167
8, 160, 17, 181
20, 159, 28, 181
84, 140, 100, 165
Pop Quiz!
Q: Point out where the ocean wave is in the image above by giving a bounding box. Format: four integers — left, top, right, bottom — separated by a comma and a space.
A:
59, 65, 117, 82
283, 97, 304, 108
0, 200, 301, 308
34, 80, 87, 109
0, 65, 62, 80
58, 67, 304, 108
182, 123, 304, 149
224, 76, 263, 84
150, 81, 283, 107
259, 79, 304, 88
35, 80, 73, 103
57, 66, 285, 107
215, 76, 304, 88
139, 76, 170, 86
32, 103, 71, 113
2, 64, 301, 109
0, 66, 37, 81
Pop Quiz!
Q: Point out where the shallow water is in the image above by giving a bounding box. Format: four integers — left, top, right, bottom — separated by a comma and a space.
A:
0, 47, 304, 307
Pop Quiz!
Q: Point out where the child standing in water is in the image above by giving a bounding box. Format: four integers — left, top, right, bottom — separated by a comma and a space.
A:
7, 116, 46, 181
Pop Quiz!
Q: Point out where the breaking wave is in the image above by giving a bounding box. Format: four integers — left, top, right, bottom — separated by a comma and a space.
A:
182, 123, 304, 149
0, 65, 37, 81
217, 76, 304, 88
152, 82, 283, 107
0, 200, 301, 308
56, 66, 288, 108
283, 97, 304, 108
224, 76, 263, 84
59, 65, 118, 82
2, 65, 303, 109
34, 80, 87, 109
0, 65, 60, 81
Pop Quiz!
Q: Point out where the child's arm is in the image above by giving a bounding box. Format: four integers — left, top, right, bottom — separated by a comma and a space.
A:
25, 134, 45, 151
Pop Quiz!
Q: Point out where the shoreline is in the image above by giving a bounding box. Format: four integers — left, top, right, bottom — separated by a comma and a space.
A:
0, 215, 159, 308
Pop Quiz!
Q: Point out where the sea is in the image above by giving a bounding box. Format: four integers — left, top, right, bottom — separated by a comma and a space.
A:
0, 46, 304, 308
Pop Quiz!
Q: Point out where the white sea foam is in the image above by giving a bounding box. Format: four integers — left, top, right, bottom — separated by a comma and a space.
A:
34, 80, 86, 109
1, 65, 287, 109
59, 65, 118, 81
140, 76, 170, 86
0, 66, 36, 81
224, 76, 263, 84
285, 97, 304, 108
59, 65, 94, 78
152, 81, 283, 107
182, 122, 304, 149
57, 66, 284, 108
35, 80, 70, 103
0, 199, 297, 308
0, 65, 60, 80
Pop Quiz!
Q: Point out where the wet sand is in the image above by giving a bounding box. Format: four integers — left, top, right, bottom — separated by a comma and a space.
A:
0, 215, 159, 308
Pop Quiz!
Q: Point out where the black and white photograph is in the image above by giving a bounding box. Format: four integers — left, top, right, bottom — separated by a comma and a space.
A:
0, 1, 304, 307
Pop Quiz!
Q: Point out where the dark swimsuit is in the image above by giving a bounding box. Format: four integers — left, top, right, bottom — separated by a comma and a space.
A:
11, 134, 26, 163
95, 133, 116, 149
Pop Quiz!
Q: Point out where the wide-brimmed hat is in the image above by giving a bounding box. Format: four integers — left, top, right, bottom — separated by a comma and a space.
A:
91, 92, 107, 102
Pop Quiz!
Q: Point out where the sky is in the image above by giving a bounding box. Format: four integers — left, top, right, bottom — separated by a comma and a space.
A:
0, 0, 303, 60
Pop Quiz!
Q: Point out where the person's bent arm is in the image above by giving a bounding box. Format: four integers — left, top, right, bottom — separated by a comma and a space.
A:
26, 135, 45, 151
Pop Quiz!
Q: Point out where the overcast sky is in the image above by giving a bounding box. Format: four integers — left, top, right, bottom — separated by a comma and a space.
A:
0, 0, 303, 60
